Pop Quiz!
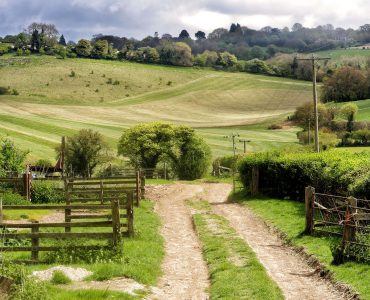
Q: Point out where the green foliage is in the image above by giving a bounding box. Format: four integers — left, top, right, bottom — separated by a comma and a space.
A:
321, 67, 369, 102
16, 48, 23, 56
55, 45, 67, 59
244, 59, 277, 75
45, 239, 124, 264
50, 271, 72, 285
218, 51, 238, 67
0, 43, 12, 55
239, 150, 370, 200
0, 137, 28, 176
31, 181, 64, 203
0, 262, 48, 300
118, 122, 211, 180
62, 129, 110, 177
341, 103, 359, 132
75, 39, 92, 57
157, 41, 193, 66
92, 40, 109, 59
0, 191, 29, 205
172, 127, 211, 180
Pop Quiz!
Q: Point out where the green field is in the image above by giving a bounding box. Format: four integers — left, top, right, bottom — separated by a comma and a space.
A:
0, 55, 314, 161
317, 48, 370, 62
331, 98, 370, 121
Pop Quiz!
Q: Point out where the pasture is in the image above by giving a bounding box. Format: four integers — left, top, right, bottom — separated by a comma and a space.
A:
0, 55, 312, 161
317, 48, 370, 62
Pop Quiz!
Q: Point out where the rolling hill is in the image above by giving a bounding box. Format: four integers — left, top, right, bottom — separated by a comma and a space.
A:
0, 55, 313, 161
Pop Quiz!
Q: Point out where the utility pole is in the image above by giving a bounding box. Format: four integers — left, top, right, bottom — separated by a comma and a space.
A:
224, 133, 240, 193
296, 54, 330, 152
239, 139, 251, 153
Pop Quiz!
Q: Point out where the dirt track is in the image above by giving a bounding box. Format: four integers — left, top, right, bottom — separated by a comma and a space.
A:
146, 183, 346, 300
145, 184, 210, 300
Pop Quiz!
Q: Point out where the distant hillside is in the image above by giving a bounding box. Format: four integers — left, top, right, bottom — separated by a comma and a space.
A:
0, 55, 312, 160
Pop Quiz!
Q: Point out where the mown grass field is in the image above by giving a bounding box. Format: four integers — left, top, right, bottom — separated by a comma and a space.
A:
317, 48, 370, 62
0, 55, 313, 161
330, 98, 370, 121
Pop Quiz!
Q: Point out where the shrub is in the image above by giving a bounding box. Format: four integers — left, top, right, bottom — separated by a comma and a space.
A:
69, 70, 76, 77
268, 124, 283, 130
0, 262, 48, 300
239, 150, 370, 200
0, 86, 10, 95
16, 49, 23, 56
50, 270, 72, 285
12, 89, 19, 96
31, 181, 64, 203
0, 191, 29, 205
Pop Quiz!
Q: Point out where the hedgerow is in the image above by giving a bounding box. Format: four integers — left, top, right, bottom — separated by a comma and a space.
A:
238, 150, 370, 200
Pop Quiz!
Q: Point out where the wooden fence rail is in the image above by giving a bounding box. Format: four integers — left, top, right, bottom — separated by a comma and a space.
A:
0, 191, 134, 261
305, 186, 370, 261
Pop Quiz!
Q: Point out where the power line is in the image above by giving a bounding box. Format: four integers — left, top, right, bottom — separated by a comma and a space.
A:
295, 54, 331, 152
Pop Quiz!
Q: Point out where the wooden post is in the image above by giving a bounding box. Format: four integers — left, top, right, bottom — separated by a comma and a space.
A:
111, 200, 121, 246
164, 162, 167, 180
135, 171, 140, 206
31, 221, 39, 261
140, 171, 146, 199
23, 166, 31, 201
305, 186, 315, 234
0, 199, 3, 223
100, 181, 104, 204
343, 197, 357, 243
64, 178, 71, 233
250, 167, 259, 196
127, 192, 134, 237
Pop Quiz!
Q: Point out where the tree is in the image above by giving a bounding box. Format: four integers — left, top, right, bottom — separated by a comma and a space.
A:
30, 29, 41, 52
178, 29, 190, 39
117, 123, 176, 169
27, 23, 59, 49
14, 33, 29, 50
59, 34, 66, 46
157, 41, 193, 66
92, 40, 109, 58
63, 129, 109, 177
171, 126, 211, 180
292, 23, 303, 32
321, 67, 368, 102
117, 122, 210, 180
218, 52, 238, 67
0, 137, 28, 176
75, 39, 92, 57
341, 103, 358, 132
195, 31, 206, 40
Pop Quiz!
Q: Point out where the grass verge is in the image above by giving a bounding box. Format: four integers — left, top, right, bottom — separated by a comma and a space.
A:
190, 200, 284, 299
234, 195, 370, 299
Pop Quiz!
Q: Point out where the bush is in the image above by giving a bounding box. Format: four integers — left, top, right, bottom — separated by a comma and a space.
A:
31, 181, 64, 203
0, 191, 29, 205
268, 124, 283, 130
0, 262, 48, 300
50, 270, 72, 284
239, 150, 370, 200
0, 86, 10, 95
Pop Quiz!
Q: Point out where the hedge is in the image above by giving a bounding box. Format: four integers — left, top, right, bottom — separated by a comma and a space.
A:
238, 150, 370, 201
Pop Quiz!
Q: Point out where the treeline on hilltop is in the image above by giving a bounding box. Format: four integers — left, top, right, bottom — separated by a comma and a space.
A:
4, 22, 370, 103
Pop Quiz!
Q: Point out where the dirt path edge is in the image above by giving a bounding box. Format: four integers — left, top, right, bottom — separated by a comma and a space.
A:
254, 214, 360, 300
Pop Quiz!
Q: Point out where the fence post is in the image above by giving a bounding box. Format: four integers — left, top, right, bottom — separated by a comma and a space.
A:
31, 221, 39, 261
127, 192, 134, 237
140, 171, 146, 199
64, 178, 71, 233
135, 171, 140, 206
250, 167, 259, 196
111, 199, 121, 247
0, 199, 3, 223
343, 197, 357, 243
305, 186, 315, 234
100, 181, 104, 204
23, 166, 31, 201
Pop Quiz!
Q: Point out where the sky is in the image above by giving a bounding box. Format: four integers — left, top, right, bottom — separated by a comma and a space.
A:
0, 0, 369, 41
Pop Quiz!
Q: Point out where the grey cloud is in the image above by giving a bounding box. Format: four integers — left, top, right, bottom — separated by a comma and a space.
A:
0, 0, 370, 41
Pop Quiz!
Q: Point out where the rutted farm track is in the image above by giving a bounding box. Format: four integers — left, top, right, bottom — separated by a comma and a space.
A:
145, 183, 346, 300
